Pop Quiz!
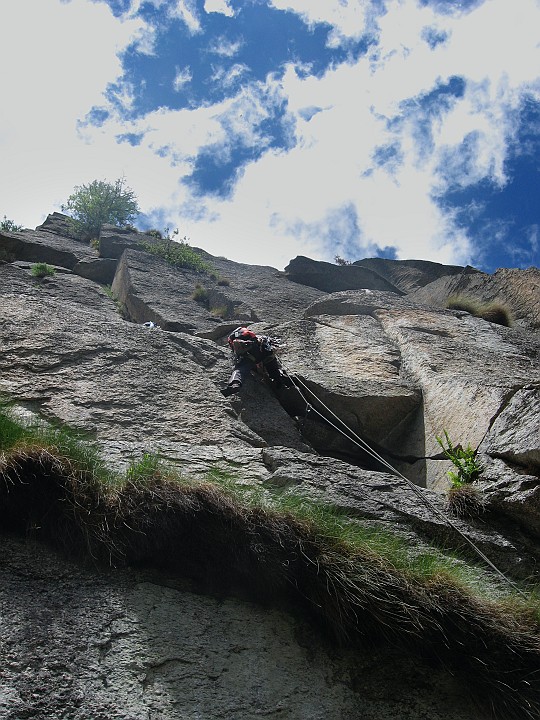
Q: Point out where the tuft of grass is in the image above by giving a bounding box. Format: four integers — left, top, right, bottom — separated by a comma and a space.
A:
192, 284, 209, 304
0, 402, 113, 490
479, 301, 513, 327
31, 262, 56, 279
126, 452, 166, 485
447, 295, 482, 315
206, 477, 492, 593
210, 305, 228, 319
447, 295, 513, 327
205, 466, 237, 484
447, 484, 486, 519
0, 405, 33, 451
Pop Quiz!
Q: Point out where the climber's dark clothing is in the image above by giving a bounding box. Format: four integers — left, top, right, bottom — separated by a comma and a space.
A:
229, 350, 282, 386
222, 328, 284, 395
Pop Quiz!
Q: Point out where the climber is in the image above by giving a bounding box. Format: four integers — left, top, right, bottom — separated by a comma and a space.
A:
221, 326, 290, 396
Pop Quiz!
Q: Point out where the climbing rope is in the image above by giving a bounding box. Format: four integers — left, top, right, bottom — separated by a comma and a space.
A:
278, 364, 526, 596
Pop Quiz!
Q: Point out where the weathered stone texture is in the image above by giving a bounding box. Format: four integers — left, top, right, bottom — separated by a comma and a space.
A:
354, 257, 479, 293
110, 246, 326, 332
268, 314, 421, 452
0, 264, 306, 469
409, 266, 540, 329
0, 536, 484, 720
1, 226, 540, 718
285, 255, 403, 293
478, 387, 540, 469
0, 227, 93, 268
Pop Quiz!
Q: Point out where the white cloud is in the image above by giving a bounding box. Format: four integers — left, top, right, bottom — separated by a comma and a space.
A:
2, 0, 540, 272
269, 0, 370, 41
129, 0, 202, 32
372, 0, 540, 185
181, 0, 540, 268
173, 66, 193, 91
210, 63, 249, 89
204, 0, 234, 18
168, 0, 201, 32
206, 36, 244, 57
0, 0, 145, 227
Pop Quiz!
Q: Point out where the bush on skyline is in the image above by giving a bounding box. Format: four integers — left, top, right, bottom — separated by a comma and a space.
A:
62, 177, 140, 241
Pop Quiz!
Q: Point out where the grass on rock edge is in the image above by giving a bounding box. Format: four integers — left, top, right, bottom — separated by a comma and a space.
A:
1, 405, 539, 720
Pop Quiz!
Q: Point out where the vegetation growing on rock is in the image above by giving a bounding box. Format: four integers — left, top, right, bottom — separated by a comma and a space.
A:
334, 255, 353, 265
436, 431, 486, 517
447, 295, 513, 326
436, 430, 484, 486
447, 484, 486, 518
62, 177, 140, 241
1, 404, 539, 720
139, 237, 210, 273
191, 283, 209, 303
0, 215, 23, 232
1, 208, 540, 718
30, 262, 56, 279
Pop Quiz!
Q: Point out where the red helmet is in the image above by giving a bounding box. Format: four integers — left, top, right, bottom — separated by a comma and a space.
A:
227, 326, 257, 348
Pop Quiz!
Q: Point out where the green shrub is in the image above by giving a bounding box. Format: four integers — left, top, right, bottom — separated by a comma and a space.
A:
0, 215, 23, 232
31, 262, 56, 279
61, 177, 140, 241
140, 238, 210, 273
145, 228, 163, 240
436, 430, 483, 487
334, 255, 352, 266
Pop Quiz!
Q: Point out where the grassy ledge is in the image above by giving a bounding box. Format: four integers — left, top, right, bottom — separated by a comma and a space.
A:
139, 239, 211, 273
447, 295, 513, 327
1, 404, 540, 719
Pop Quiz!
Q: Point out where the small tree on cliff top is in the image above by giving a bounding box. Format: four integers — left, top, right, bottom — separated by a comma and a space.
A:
1, 215, 23, 232
62, 177, 140, 241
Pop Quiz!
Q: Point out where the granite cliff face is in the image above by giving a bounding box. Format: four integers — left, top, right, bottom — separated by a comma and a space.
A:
1, 215, 539, 719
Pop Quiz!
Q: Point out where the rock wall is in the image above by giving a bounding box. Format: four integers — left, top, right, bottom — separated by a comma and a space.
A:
1, 214, 539, 718
0, 535, 478, 720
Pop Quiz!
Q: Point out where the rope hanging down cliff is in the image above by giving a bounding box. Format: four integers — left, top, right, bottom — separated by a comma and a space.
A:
277, 363, 525, 597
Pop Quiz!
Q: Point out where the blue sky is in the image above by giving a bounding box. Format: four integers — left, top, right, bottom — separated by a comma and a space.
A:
1, 0, 539, 272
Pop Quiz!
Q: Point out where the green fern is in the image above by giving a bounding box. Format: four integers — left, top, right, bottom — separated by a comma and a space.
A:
436, 430, 483, 487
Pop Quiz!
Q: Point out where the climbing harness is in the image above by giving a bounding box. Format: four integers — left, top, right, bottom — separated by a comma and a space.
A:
277, 361, 526, 596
